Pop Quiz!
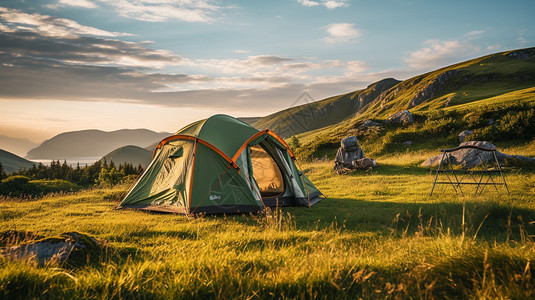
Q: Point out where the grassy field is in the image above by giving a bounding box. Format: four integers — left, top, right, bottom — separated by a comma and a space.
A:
1, 152, 534, 299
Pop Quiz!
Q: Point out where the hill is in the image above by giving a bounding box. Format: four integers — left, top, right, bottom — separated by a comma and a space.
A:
249, 47, 535, 142
250, 78, 400, 138
0, 149, 35, 173
0, 135, 39, 157
356, 47, 535, 119
26, 129, 170, 160
100, 145, 153, 168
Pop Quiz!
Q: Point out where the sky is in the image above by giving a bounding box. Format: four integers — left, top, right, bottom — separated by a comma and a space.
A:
1, 0, 534, 142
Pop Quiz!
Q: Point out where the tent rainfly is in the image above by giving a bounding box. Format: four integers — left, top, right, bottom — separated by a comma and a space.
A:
117, 114, 323, 214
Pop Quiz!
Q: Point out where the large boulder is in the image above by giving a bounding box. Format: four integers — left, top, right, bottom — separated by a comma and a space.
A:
422, 141, 535, 169
0, 232, 100, 266
386, 110, 413, 125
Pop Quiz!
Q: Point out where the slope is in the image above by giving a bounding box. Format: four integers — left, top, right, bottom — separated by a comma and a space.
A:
289, 47, 535, 159
252, 47, 534, 147
359, 47, 535, 119
0, 149, 35, 173
250, 78, 400, 138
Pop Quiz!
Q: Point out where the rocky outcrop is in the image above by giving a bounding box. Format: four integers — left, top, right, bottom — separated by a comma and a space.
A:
0, 232, 101, 266
408, 70, 460, 108
422, 141, 535, 169
386, 110, 413, 125
506, 48, 535, 60
354, 78, 400, 112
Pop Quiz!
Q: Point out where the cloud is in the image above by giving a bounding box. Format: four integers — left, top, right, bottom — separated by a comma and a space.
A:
0, 8, 382, 113
465, 30, 485, 37
250, 55, 294, 65
0, 31, 181, 68
55, 0, 97, 8
94, 0, 225, 22
0, 7, 129, 38
297, 0, 349, 9
0, 8, 181, 68
323, 23, 361, 43
405, 39, 480, 70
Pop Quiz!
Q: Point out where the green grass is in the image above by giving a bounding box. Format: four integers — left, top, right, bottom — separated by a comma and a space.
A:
1, 153, 535, 298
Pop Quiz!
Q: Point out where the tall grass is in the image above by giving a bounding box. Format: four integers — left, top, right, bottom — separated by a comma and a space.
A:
1, 158, 534, 299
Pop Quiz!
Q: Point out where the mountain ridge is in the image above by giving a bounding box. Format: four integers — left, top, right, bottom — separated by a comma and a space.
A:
26, 129, 171, 159
248, 47, 535, 139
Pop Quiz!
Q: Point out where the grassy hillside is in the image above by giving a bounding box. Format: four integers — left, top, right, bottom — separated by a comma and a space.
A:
287, 48, 535, 160
100, 145, 153, 168
1, 152, 534, 298
0, 149, 35, 174
359, 48, 535, 120
250, 48, 534, 143
251, 78, 400, 138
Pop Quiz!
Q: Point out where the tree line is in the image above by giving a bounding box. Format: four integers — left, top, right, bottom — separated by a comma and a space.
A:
0, 160, 144, 197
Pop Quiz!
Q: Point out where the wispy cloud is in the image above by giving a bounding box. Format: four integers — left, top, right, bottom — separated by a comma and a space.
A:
405, 39, 480, 70
323, 23, 361, 43
95, 0, 225, 22
297, 0, 349, 9
54, 0, 97, 9
0, 7, 182, 68
0, 7, 128, 38
465, 30, 485, 37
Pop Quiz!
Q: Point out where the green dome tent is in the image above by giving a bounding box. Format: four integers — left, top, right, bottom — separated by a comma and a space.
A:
117, 114, 323, 215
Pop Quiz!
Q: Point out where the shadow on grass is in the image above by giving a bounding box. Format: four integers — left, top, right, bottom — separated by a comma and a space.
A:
345, 163, 431, 176
229, 197, 535, 242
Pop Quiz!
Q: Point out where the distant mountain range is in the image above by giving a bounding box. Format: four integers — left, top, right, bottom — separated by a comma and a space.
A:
247, 47, 535, 138
0, 135, 39, 157
26, 129, 170, 160
0, 149, 35, 173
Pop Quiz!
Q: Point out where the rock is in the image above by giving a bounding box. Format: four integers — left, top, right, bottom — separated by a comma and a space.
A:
403, 141, 413, 145
0, 232, 100, 266
386, 110, 413, 125
488, 118, 495, 125
422, 141, 535, 169
359, 119, 383, 130
458, 130, 473, 143
408, 69, 460, 108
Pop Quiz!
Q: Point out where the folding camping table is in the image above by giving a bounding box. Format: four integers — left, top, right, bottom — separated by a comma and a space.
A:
429, 145, 510, 196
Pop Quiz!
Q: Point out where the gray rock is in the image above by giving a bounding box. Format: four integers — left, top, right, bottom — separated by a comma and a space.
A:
359, 119, 383, 129
458, 130, 473, 143
403, 141, 413, 145
0, 232, 100, 266
422, 141, 535, 169
386, 110, 413, 125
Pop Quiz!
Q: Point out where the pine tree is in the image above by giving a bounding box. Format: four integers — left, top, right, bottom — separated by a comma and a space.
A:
0, 162, 7, 180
